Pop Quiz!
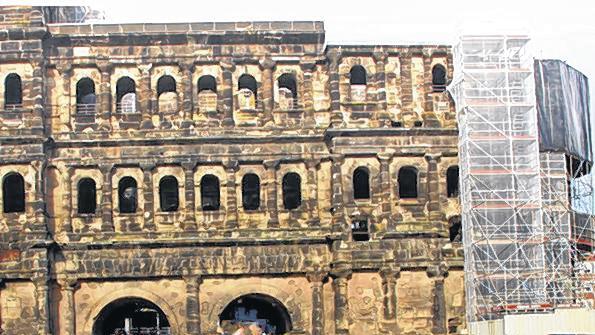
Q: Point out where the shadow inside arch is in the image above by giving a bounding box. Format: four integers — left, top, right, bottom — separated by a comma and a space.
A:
218, 293, 293, 335
92, 297, 171, 335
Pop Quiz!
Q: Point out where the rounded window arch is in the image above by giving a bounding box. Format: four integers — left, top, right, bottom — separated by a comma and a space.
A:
2, 172, 25, 213
198, 75, 217, 94
398, 166, 418, 198
92, 297, 171, 335
157, 75, 177, 97
77, 178, 97, 214
282, 172, 301, 210
4, 73, 22, 107
116, 76, 137, 113
219, 293, 293, 334
349, 65, 367, 85
238, 74, 257, 95
200, 174, 220, 211
277, 73, 297, 98
76, 77, 96, 112
242, 173, 260, 210
353, 167, 370, 200
118, 177, 138, 213
432, 64, 447, 92
446, 165, 459, 198
159, 176, 179, 212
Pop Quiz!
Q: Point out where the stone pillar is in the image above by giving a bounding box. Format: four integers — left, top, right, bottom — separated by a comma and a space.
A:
139, 64, 154, 129
328, 50, 343, 127
223, 160, 239, 229
56, 65, 72, 127
424, 153, 443, 222
422, 51, 440, 127
58, 278, 78, 335
374, 52, 390, 127
307, 272, 327, 335
331, 270, 351, 335
330, 155, 345, 233
29, 59, 44, 127
260, 58, 276, 126
140, 164, 156, 231
62, 167, 74, 233
99, 165, 114, 232
427, 264, 448, 335
300, 61, 316, 126
305, 159, 320, 225
400, 52, 413, 122
33, 275, 50, 335
380, 266, 400, 321
377, 153, 393, 232
184, 275, 203, 335
97, 62, 112, 130
183, 163, 197, 231
263, 159, 279, 228
220, 60, 235, 127
180, 62, 194, 124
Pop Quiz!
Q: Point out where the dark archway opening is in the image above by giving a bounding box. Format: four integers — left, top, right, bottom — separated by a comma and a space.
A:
219, 294, 292, 335
446, 166, 459, 198
449, 215, 462, 243
238, 74, 258, 95
353, 167, 370, 200
349, 65, 367, 85
432, 64, 447, 92
77, 177, 97, 214
198, 75, 217, 93
277, 73, 297, 98
4, 73, 22, 107
242, 173, 260, 210
282, 172, 301, 210
201, 174, 220, 211
92, 297, 171, 335
2, 172, 25, 213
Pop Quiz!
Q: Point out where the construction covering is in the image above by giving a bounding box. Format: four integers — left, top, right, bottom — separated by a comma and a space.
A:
535, 60, 592, 162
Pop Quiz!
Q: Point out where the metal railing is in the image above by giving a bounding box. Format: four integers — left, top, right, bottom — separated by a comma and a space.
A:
116, 101, 139, 114
112, 327, 171, 335
3, 103, 23, 110
275, 98, 303, 111
76, 103, 97, 115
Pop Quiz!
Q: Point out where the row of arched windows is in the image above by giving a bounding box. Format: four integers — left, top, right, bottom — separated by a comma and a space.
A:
349, 64, 447, 92
0, 166, 458, 214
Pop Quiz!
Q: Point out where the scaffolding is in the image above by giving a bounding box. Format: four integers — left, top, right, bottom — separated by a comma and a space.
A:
449, 35, 594, 322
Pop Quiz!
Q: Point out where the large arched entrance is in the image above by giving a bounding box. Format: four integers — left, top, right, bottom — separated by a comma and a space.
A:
219, 293, 293, 335
92, 297, 171, 335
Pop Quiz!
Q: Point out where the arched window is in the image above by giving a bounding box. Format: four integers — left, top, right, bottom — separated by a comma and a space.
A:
349, 65, 367, 85
353, 167, 370, 200
398, 167, 418, 198
238, 74, 257, 95
116, 76, 136, 113
447, 166, 459, 198
4, 73, 22, 108
432, 64, 447, 92
76, 77, 96, 113
200, 174, 220, 211
2, 173, 25, 213
159, 176, 179, 212
282, 172, 301, 210
77, 178, 96, 214
278, 73, 297, 98
157, 75, 176, 97
118, 177, 137, 213
198, 75, 217, 93
242, 173, 260, 210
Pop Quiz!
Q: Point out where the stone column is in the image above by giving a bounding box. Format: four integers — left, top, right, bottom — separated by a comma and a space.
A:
307, 272, 327, 335
29, 59, 44, 128
180, 62, 194, 125
399, 52, 413, 122
223, 160, 239, 229
380, 266, 400, 321
377, 153, 393, 232
33, 275, 50, 335
374, 52, 390, 127
328, 50, 343, 127
427, 264, 448, 335
183, 163, 197, 231
56, 65, 72, 127
62, 167, 74, 233
300, 61, 316, 127
305, 159, 320, 225
220, 60, 235, 127
99, 165, 114, 232
330, 155, 345, 233
58, 278, 78, 335
184, 275, 203, 335
331, 270, 351, 335
424, 153, 443, 222
97, 62, 112, 130
139, 63, 154, 129
263, 159, 279, 228
140, 164, 156, 232
260, 58, 276, 126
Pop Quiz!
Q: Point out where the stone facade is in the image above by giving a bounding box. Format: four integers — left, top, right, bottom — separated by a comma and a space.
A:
0, 6, 464, 335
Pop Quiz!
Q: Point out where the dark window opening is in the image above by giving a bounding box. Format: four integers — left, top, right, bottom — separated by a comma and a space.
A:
398, 167, 418, 198
282, 172, 301, 210
200, 174, 220, 211
157, 75, 176, 97
414, 120, 423, 127
432, 64, 447, 92
349, 65, 367, 85
92, 298, 171, 335
198, 75, 217, 93
351, 219, 370, 241
219, 294, 292, 335
242, 173, 260, 210
391, 121, 402, 127
118, 177, 137, 214
449, 216, 462, 242
238, 74, 257, 95
353, 167, 370, 200
76, 77, 96, 113
277, 73, 297, 98
2, 173, 25, 213
4, 73, 22, 107
447, 166, 460, 198
159, 176, 179, 212
77, 178, 96, 214
116, 76, 136, 113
